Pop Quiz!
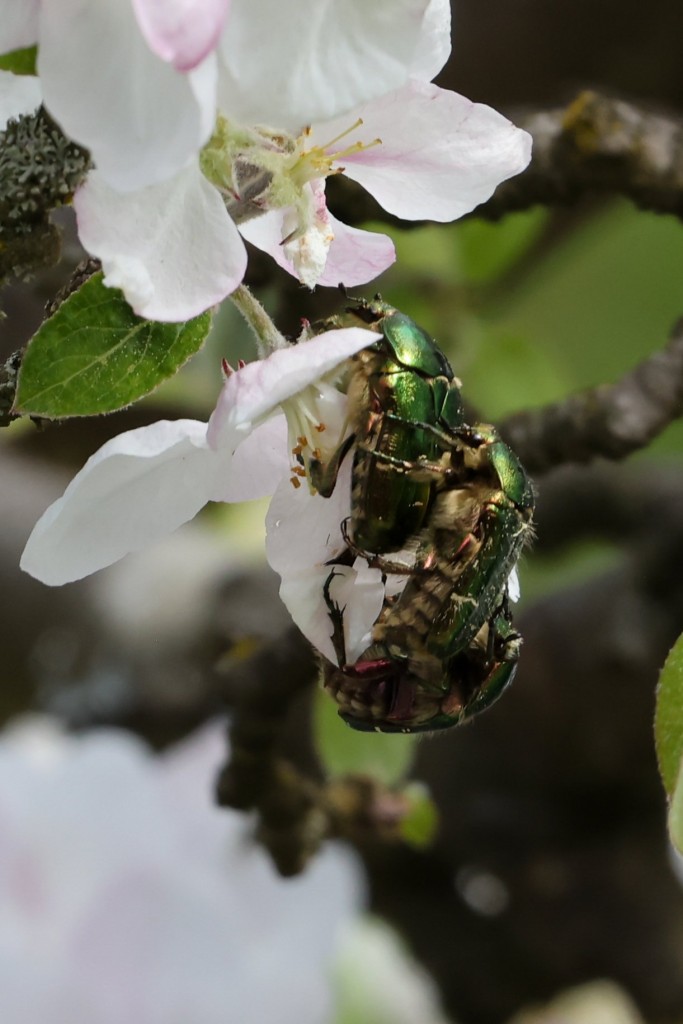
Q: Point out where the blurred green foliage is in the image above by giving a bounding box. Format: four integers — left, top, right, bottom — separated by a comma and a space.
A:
391, 201, 683, 448
313, 687, 417, 785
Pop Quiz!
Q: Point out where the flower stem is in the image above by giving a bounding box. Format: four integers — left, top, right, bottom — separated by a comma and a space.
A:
229, 285, 288, 357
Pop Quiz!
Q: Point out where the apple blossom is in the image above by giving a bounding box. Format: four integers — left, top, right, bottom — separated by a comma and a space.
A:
1, 0, 531, 320
20, 324, 384, 665
206, 0, 532, 293
0, 716, 364, 1024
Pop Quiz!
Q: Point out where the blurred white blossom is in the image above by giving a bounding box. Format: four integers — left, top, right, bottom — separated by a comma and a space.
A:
334, 917, 452, 1024
0, 716, 364, 1024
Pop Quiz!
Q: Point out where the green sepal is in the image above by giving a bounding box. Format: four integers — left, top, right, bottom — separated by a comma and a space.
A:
0, 47, 37, 75
13, 272, 212, 418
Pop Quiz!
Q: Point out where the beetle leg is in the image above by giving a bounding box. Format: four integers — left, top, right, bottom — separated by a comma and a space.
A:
322, 567, 349, 667
382, 412, 487, 453
356, 445, 459, 483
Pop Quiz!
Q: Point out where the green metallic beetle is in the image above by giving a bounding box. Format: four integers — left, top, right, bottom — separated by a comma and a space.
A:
372, 423, 535, 673
320, 423, 535, 733
310, 297, 467, 554
322, 584, 521, 733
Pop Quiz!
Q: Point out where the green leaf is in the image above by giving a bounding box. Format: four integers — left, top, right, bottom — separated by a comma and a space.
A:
668, 771, 683, 854
313, 687, 417, 786
14, 273, 212, 418
398, 783, 438, 849
655, 633, 683, 796
0, 47, 38, 75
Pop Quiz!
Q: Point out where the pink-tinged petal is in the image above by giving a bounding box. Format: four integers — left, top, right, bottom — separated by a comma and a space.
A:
20, 420, 226, 586
0, 0, 39, 52
410, 0, 451, 81
317, 213, 396, 287
240, 208, 395, 288
74, 165, 246, 322
240, 179, 335, 290
211, 414, 289, 501
0, 70, 41, 129
207, 327, 380, 450
37, 0, 216, 192
132, 0, 230, 71
323, 80, 532, 221
217, 0, 430, 132
285, 179, 334, 288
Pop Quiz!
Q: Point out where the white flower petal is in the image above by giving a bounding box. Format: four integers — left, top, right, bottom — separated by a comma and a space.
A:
507, 567, 521, 604
132, 0, 230, 71
239, 207, 395, 288
207, 327, 379, 450
0, 0, 39, 52
335, 559, 386, 663
20, 420, 226, 586
277, 561, 384, 667
211, 414, 289, 501
74, 164, 246, 321
217, 0, 430, 131
265, 461, 350, 578
37, 0, 216, 191
322, 80, 532, 221
265, 462, 384, 663
410, 0, 451, 81
0, 70, 41, 129
279, 568, 345, 665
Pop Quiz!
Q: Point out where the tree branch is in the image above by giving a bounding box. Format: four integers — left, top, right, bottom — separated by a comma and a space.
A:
475, 90, 683, 221
498, 318, 683, 474
214, 627, 421, 876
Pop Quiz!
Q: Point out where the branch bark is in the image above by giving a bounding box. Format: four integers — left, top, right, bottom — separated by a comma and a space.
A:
498, 318, 683, 474
477, 91, 683, 221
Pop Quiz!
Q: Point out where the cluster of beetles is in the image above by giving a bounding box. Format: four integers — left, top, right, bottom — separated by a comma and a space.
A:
307, 297, 535, 735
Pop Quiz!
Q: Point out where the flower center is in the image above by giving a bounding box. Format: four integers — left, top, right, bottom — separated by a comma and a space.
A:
287, 120, 382, 190
280, 382, 349, 491
199, 116, 381, 220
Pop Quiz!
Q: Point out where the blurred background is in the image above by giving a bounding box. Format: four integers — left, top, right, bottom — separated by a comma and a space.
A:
2, 2, 683, 1022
